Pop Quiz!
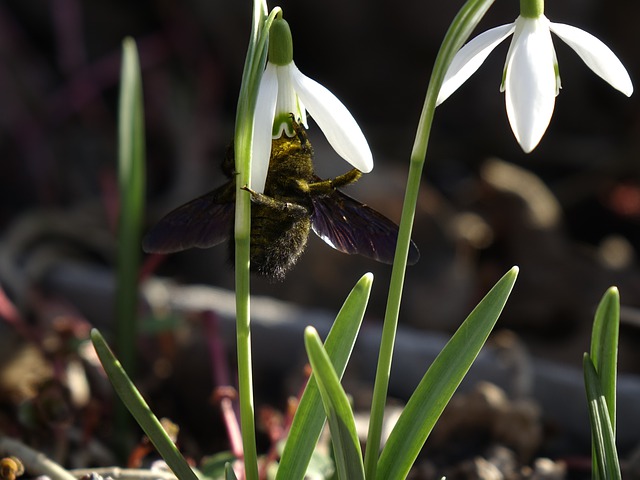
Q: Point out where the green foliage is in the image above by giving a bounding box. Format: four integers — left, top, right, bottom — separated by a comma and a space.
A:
376, 267, 518, 479
116, 37, 146, 377
91, 329, 199, 480
114, 35, 146, 454
276, 273, 372, 479
304, 327, 365, 480
583, 354, 621, 480
283, 268, 516, 480
590, 287, 619, 430
586, 288, 621, 480
225, 462, 239, 480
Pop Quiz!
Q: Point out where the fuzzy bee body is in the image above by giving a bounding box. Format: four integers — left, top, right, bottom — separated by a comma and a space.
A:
143, 121, 419, 280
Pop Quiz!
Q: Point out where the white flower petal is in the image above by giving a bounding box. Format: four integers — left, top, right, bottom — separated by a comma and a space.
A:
274, 64, 306, 137
437, 23, 515, 105
503, 20, 561, 96
290, 64, 373, 173
549, 22, 633, 97
504, 16, 557, 153
251, 62, 278, 193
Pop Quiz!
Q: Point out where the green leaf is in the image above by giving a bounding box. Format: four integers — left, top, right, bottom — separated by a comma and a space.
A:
590, 287, 619, 430
304, 328, 365, 480
115, 37, 147, 450
276, 273, 372, 480
377, 267, 518, 479
116, 37, 146, 376
90, 329, 199, 480
225, 462, 239, 480
583, 353, 621, 480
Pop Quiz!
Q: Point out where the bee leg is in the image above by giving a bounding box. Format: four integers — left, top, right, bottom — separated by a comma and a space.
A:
288, 114, 311, 151
308, 168, 362, 195
241, 186, 308, 217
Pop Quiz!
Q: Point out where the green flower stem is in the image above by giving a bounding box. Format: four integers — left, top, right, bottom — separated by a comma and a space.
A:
233, 3, 281, 479
520, 0, 543, 18
363, 0, 496, 477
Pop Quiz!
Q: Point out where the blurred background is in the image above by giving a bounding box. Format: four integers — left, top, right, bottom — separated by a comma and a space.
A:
0, 0, 639, 476
2, 0, 639, 364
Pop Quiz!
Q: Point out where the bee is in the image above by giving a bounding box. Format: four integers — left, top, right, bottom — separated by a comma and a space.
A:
142, 119, 419, 281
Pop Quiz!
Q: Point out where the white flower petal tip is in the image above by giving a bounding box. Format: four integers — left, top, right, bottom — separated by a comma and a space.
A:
549, 22, 633, 97
517, 134, 543, 154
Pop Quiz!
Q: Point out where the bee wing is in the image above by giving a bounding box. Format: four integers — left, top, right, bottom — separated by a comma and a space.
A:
311, 191, 420, 265
142, 184, 234, 254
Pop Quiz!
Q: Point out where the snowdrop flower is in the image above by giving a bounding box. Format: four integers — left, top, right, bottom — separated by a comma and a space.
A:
437, 0, 633, 153
251, 16, 373, 192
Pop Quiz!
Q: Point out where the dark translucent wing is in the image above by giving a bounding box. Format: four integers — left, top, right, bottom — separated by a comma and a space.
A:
311, 191, 420, 265
142, 184, 234, 254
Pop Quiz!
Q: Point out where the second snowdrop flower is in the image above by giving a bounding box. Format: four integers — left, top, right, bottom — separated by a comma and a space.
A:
437, 0, 633, 153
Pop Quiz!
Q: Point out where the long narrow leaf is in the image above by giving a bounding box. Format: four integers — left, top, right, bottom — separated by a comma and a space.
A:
276, 273, 372, 480
377, 267, 518, 479
583, 353, 621, 480
590, 287, 619, 430
304, 328, 365, 480
91, 329, 199, 480
116, 37, 146, 376
115, 36, 146, 452
225, 463, 238, 480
